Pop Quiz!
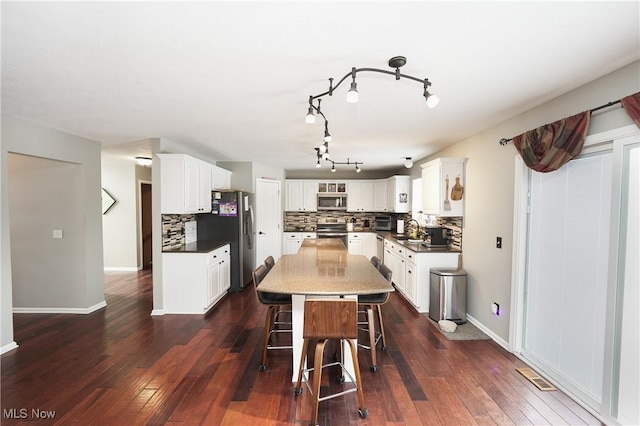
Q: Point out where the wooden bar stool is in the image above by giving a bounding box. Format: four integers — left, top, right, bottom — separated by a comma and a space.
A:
357, 263, 392, 372
294, 298, 367, 425
252, 264, 293, 371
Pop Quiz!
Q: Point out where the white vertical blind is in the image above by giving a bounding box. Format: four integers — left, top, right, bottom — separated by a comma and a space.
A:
524, 153, 612, 402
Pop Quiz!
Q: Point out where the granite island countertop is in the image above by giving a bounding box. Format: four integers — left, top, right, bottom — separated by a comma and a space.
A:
258, 239, 394, 296
162, 240, 229, 253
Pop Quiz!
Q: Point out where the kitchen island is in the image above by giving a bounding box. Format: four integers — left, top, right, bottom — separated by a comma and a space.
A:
258, 238, 393, 381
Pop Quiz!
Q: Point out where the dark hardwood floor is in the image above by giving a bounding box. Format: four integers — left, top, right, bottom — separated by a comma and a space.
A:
2, 270, 601, 425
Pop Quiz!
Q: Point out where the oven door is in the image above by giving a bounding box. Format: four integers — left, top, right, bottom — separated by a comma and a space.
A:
317, 232, 348, 248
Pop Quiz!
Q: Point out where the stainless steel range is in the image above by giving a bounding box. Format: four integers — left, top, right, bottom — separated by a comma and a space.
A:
316, 218, 348, 247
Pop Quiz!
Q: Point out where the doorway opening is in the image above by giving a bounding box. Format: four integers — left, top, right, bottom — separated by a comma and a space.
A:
140, 181, 152, 270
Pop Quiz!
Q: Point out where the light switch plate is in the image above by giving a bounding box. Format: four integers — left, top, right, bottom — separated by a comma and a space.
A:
53, 229, 63, 239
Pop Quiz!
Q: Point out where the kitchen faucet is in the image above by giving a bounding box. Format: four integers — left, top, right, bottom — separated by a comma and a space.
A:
408, 219, 420, 239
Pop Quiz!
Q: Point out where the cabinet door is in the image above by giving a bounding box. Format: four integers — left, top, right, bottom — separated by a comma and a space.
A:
183, 156, 201, 213
361, 181, 375, 212
284, 239, 301, 254
285, 181, 303, 211
405, 262, 417, 306
362, 233, 377, 260
391, 176, 411, 213
219, 255, 231, 293
348, 234, 364, 255
374, 180, 388, 212
347, 181, 363, 212
212, 166, 232, 190
302, 181, 317, 211
207, 259, 220, 307
422, 162, 441, 215
198, 161, 212, 213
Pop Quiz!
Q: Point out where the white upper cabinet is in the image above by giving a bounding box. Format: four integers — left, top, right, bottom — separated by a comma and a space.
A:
159, 153, 212, 214
421, 157, 466, 216
347, 180, 374, 212
211, 166, 232, 190
387, 175, 411, 213
373, 180, 389, 212
285, 180, 317, 211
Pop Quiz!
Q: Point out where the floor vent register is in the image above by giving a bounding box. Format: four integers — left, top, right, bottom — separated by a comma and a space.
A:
516, 368, 557, 391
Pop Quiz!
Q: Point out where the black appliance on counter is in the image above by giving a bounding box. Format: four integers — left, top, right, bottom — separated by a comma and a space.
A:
425, 227, 452, 247
374, 215, 393, 231
197, 190, 255, 291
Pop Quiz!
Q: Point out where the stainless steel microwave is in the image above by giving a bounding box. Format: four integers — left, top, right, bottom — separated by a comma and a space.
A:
317, 194, 347, 210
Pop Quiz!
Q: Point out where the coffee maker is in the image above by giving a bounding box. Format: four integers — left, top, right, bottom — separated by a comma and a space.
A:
424, 227, 452, 247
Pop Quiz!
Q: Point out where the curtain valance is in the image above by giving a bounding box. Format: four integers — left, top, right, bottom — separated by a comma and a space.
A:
621, 92, 640, 128
512, 111, 591, 173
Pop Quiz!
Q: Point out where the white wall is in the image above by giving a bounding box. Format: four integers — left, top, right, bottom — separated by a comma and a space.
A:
101, 155, 138, 270
8, 154, 87, 309
409, 61, 639, 342
1, 115, 105, 351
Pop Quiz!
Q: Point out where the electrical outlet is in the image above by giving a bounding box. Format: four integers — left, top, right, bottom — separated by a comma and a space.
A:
491, 302, 500, 315
496, 237, 502, 249
52, 229, 63, 239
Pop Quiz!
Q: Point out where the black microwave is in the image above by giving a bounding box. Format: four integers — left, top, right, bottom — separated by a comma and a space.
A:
317, 194, 347, 210
374, 215, 392, 231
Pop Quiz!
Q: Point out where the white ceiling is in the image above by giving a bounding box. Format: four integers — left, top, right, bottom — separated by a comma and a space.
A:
2, 1, 639, 173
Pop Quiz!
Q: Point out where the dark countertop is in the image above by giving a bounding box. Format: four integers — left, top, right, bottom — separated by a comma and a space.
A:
162, 240, 229, 254
376, 231, 461, 253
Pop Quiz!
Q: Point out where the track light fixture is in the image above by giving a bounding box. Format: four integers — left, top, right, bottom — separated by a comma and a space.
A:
323, 121, 332, 142
404, 157, 414, 168
305, 56, 437, 169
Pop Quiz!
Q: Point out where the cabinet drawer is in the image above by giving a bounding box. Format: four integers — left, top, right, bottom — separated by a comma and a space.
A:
285, 232, 302, 240
208, 245, 230, 263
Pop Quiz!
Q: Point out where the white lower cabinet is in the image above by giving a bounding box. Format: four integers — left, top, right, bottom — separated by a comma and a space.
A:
283, 232, 316, 254
163, 244, 231, 314
348, 232, 376, 257
383, 239, 405, 293
403, 250, 459, 313
384, 239, 459, 313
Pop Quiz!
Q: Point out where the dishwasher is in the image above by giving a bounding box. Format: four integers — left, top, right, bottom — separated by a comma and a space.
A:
376, 234, 384, 259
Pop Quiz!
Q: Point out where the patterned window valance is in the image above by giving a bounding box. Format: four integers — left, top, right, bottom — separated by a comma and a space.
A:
512, 111, 591, 173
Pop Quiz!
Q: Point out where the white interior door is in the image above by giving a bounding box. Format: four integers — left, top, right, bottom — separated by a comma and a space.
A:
255, 178, 281, 264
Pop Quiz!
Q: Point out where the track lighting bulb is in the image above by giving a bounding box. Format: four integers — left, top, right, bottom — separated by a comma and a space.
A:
404, 157, 413, 168
324, 129, 332, 142
319, 143, 327, 154
322, 151, 329, 160
356, 165, 361, 173
346, 82, 359, 103
305, 106, 316, 124
331, 164, 336, 173
316, 158, 321, 168
424, 91, 440, 108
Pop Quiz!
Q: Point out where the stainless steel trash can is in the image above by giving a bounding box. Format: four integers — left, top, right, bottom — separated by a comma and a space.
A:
429, 268, 467, 324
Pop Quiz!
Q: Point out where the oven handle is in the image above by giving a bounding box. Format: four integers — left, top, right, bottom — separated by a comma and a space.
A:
317, 233, 348, 237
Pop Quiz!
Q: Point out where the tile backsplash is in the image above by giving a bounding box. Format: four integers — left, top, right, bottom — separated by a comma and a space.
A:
162, 214, 196, 249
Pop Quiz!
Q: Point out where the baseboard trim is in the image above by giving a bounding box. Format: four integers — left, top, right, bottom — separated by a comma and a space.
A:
466, 314, 510, 350
1, 342, 18, 355
104, 267, 139, 272
13, 300, 107, 315
150, 309, 166, 316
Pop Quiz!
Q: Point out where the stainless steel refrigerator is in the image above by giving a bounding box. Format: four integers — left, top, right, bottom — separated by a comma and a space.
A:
197, 190, 256, 291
